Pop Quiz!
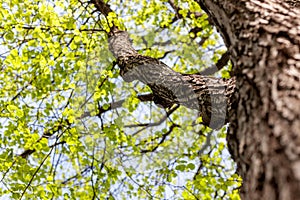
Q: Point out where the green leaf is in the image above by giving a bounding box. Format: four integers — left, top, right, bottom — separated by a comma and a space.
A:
4, 31, 14, 41
187, 163, 195, 170
175, 164, 186, 172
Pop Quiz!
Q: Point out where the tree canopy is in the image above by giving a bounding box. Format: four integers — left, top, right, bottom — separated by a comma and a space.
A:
0, 0, 241, 199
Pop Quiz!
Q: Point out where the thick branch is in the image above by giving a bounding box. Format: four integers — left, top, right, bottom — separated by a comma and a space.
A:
90, 0, 236, 129
108, 31, 236, 128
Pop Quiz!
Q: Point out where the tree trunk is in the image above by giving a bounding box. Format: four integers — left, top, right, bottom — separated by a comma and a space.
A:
197, 0, 300, 199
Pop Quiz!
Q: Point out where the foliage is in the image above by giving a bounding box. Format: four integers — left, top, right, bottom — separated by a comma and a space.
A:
0, 0, 241, 199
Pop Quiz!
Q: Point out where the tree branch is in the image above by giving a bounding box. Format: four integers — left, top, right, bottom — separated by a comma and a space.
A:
199, 51, 230, 75
140, 123, 179, 153
79, 93, 154, 119
89, 0, 236, 129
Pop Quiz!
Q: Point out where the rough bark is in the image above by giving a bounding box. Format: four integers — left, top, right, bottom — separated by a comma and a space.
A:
197, 0, 300, 199
108, 30, 236, 128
